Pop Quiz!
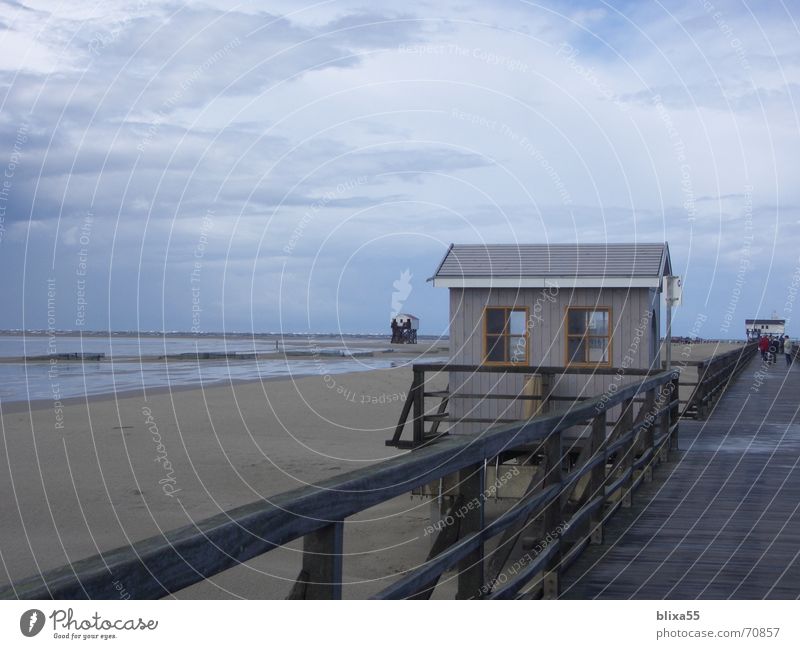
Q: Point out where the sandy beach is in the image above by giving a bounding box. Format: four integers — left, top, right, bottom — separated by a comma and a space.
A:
0, 354, 455, 598
0, 341, 742, 598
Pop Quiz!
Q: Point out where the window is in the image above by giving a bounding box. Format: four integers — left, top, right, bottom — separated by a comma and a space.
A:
484, 307, 528, 364
566, 307, 611, 365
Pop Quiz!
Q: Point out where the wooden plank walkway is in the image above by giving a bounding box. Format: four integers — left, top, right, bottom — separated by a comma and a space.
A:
561, 355, 800, 599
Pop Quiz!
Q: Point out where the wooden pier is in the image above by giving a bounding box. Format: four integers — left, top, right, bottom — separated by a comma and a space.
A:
0, 343, 776, 600
561, 354, 800, 599
0, 365, 682, 600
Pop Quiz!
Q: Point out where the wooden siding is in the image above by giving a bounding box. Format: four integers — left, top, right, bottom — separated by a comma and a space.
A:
448, 286, 661, 434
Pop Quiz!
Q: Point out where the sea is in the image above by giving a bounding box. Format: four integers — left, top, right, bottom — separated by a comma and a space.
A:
0, 332, 446, 405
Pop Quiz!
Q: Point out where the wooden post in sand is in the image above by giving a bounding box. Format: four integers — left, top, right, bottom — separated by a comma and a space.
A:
455, 463, 485, 599
288, 522, 343, 599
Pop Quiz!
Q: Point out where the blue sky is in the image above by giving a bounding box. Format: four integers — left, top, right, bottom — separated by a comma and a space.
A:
1, 0, 799, 337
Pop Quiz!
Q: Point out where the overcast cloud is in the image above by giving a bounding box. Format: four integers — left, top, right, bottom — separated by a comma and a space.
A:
1, 0, 798, 336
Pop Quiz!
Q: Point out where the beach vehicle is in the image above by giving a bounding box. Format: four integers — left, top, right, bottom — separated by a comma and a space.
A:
391, 313, 419, 344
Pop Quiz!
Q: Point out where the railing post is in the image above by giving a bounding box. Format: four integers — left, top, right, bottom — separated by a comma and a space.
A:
412, 368, 424, 446
642, 389, 656, 483
540, 372, 553, 414
589, 411, 606, 544
669, 374, 680, 452
618, 397, 634, 508
542, 430, 562, 599
696, 361, 707, 419
456, 462, 485, 599
388, 375, 415, 447
290, 521, 344, 599
709, 358, 720, 410
658, 383, 670, 464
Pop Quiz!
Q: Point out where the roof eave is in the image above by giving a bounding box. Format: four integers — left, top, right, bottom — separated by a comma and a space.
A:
427, 243, 454, 283
659, 242, 672, 280
432, 276, 663, 289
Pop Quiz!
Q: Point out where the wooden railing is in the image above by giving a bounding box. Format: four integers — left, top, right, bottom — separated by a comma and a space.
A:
387, 363, 656, 449
677, 342, 758, 419
0, 369, 679, 600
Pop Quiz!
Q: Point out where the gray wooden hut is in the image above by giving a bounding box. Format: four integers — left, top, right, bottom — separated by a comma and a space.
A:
430, 242, 672, 435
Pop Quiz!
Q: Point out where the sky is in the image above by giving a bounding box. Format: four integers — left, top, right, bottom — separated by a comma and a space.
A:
0, 0, 799, 337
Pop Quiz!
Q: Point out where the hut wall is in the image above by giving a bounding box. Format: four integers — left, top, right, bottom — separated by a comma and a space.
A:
447, 286, 661, 435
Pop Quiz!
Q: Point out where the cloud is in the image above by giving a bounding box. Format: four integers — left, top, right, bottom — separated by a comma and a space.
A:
1, 0, 799, 335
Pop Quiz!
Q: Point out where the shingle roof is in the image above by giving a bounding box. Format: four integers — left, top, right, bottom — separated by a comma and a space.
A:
432, 243, 670, 279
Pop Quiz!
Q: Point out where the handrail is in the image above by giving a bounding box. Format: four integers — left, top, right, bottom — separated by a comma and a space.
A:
0, 369, 679, 601
388, 362, 663, 448
412, 363, 654, 375
679, 342, 758, 419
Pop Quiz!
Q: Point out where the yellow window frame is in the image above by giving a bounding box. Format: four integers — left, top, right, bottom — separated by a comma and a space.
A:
564, 306, 612, 367
483, 306, 529, 366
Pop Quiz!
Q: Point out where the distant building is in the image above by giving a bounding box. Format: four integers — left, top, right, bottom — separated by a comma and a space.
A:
745, 319, 785, 340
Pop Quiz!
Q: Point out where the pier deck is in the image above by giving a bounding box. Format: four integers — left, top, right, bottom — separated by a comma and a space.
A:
561, 355, 800, 599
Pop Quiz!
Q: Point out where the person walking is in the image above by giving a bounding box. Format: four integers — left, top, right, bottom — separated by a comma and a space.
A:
784, 335, 793, 367
768, 336, 778, 364
759, 334, 769, 362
